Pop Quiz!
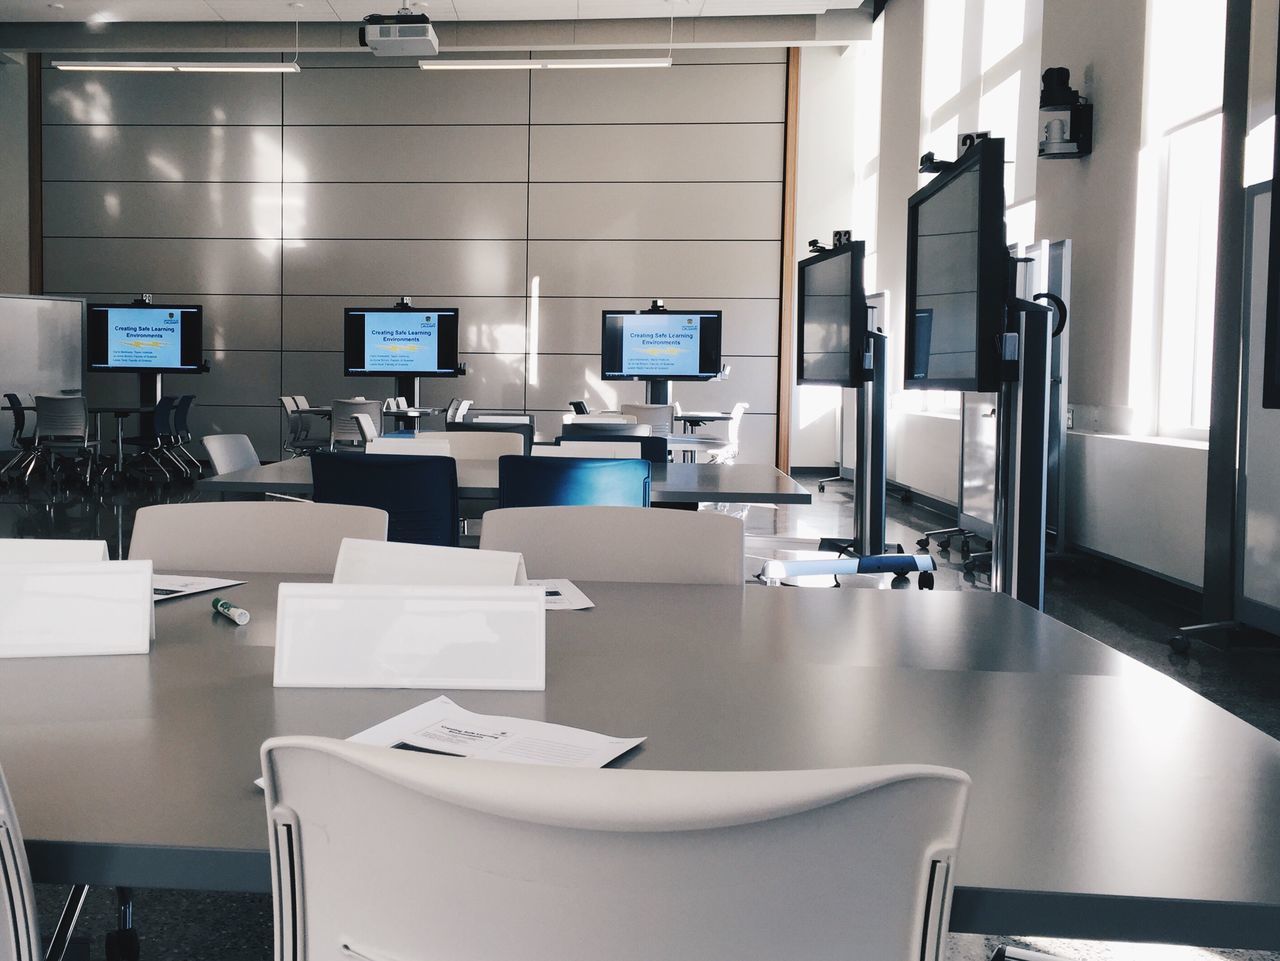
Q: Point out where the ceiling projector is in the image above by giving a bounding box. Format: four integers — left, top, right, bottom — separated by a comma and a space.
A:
360, 7, 439, 58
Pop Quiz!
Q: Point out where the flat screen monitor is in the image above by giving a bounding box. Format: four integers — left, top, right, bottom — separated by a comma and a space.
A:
86, 303, 203, 373
797, 242, 870, 387
343, 307, 460, 377
904, 137, 1010, 392
600, 310, 722, 382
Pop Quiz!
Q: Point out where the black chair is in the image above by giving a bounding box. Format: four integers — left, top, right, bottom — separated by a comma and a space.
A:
446, 420, 534, 456
497, 454, 650, 509
569, 401, 591, 415
312, 451, 460, 546
122, 396, 179, 483
562, 422, 652, 439
167, 394, 201, 477
554, 433, 668, 464
1, 393, 36, 484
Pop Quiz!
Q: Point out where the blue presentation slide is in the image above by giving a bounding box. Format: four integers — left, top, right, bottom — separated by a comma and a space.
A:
106, 308, 185, 369
360, 312, 440, 372
621, 314, 702, 377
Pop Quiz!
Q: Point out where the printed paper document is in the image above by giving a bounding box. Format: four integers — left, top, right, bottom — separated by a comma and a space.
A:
528, 578, 594, 611
153, 575, 244, 601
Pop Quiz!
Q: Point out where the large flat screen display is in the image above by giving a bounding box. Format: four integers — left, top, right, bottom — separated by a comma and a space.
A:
601, 310, 722, 382
86, 304, 203, 373
797, 242, 869, 386
343, 307, 460, 377
905, 137, 1010, 392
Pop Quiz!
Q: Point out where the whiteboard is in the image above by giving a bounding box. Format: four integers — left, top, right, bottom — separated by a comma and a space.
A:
0, 295, 83, 410
1238, 184, 1280, 632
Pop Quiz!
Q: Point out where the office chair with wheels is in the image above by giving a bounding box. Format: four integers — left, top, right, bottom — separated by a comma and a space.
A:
498, 454, 650, 508
166, 394, 201, 478
31, 394, 99, 488
620, 403, 674, 437
331, 399, 383, 449
705, 402, 750, 464
1, 393, 36, 485
262, 737, 970, 961
312, 451, 460, 546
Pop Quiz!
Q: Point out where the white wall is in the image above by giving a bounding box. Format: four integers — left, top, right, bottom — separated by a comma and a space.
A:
0, 55, 29, 295
791, 45, 857, 468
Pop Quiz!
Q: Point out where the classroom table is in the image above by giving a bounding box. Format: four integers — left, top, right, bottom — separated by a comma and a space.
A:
3, 577, 1280, 949
675, 410, 733, 433
195, 457, 814, 506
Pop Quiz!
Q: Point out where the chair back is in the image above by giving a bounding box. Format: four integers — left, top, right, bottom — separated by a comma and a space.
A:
726, 402, 749, 447
312, 451, 459, 547
202, 433, 260, 475
555, 433, 667, 463
262, 737, 970, 961
498, 455, 650, 508
129, 502, 388, 574
291, 395, 311, 410
569, 400, 590, 415
173, 394, 196, 436
444, 398, 462, 422
481, 506, 743, 584
331, 399, 383, 446
562, 421, 653, 438
620, 403, 674, 437
353, 413, 380, 444
394, 397, 410, 411
4, 393, 27, 444
446, 421, 533, 455
152, 395, 178, 438
33, 394, 88, 441
456, 399, 473, 420
280, 396, 299, 414
0, 761, 40, 961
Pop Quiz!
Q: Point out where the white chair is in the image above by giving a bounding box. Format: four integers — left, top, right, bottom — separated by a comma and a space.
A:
456, 399, 473, 420
353, 413, 380, 445
394, 397, 410, 411
202, 433, 260, 475
533, 441, 643, 460
480, 506, 745, 585
331, 399, 383, 449
261, 736, 969, 961
0, 760, 40, 961
129, 502, 388, 574
706, 402, 750, 464
620, 403, 674, 437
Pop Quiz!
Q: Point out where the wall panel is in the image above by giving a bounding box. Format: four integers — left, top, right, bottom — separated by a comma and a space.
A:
42, 53, 785, 464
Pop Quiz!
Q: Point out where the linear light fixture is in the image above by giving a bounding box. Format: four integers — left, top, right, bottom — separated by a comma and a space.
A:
418, 57, 673, 71
51, 61, 302, 73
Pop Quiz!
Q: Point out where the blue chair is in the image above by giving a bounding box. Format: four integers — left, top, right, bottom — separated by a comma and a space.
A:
497, 454, 650, 509
312, 451, 459, 546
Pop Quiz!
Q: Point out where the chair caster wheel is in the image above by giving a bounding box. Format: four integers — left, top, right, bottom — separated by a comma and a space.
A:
891, 573, 910, 589
1169, 633, 1191, 655
916, 537, 930, 550
918, 571, 934, 590
817, 482, 826, 493
960, 540, 971, 560
106, 928, 140, 961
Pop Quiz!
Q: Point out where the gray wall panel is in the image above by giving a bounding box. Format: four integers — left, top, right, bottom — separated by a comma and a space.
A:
534, 296, 779, 355
283, 183, 527, 239
284, 69, 529, 125
529, 241, 781, 298
283, 126, 529, 182
526, 353, 647, 412
44, 238, 282, 295
166, 350, 281, 407
529, 124, 784, 183
669, 355, 778, 414
529, 182, 782, 240
283, 240, 526, 296
531, 63, 786, 124
45, 182, 282, 238
44, 125, 282, 182
44, 71, 282, 126
282, 351, 525, 412
283, 296, 526, 353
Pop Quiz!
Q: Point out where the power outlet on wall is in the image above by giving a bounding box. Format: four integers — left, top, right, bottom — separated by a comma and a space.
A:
1065, 406, 1074, 430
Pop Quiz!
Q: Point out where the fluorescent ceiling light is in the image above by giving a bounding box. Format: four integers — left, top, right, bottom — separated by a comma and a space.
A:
51, 61, 301, 73
418, 57, 673, 71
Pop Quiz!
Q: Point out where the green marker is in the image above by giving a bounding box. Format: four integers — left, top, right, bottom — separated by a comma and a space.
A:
212, 596, 250, 626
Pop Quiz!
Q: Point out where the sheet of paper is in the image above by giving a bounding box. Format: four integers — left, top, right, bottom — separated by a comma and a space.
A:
253, 694, 641, 789
153, 575, 244, 602
527, 578, 594, 611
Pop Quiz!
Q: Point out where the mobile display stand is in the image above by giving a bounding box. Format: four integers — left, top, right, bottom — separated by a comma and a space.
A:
387, 297, 463, 408
636, 300, 726, 407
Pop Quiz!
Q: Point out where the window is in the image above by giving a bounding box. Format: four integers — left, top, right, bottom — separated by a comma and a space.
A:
1130, 0, 1227, 438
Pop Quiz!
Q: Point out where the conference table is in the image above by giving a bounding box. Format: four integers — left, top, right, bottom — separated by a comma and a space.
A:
196, 457, 814, 506
3, 577, 1280, 949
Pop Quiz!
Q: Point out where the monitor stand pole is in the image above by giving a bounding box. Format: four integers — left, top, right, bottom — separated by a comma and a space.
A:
138, 372, 162, 442
394, 375, 420, 408
645, 380, 670, 405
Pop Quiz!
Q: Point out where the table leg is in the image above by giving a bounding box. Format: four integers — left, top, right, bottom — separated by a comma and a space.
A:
46, 884, 89, 961
116, 415, 126, 472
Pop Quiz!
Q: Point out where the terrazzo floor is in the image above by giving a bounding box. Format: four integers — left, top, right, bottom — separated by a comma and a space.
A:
5, 473, 1279, 960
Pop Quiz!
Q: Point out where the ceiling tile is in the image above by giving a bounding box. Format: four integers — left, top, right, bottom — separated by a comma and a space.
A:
0, 0, 217, 21
327, 0, 458, 21
699, 0, 831, 14
451, 0, 576, 21
575, 0, 703, 18
205, 0, 340, 21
